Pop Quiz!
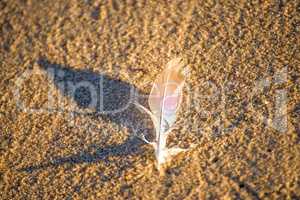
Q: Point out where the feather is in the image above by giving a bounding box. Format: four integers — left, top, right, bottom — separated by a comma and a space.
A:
135, 58, 187, 171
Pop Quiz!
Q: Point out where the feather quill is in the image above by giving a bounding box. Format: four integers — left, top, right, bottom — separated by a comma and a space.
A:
135, 58, 187, 171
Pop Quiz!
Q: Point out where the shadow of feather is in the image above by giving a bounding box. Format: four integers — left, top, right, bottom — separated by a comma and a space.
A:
17, 58, 152, 173
18, 137, 144, 173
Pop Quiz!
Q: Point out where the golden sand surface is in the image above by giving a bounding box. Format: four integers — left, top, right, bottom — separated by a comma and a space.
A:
0, 0, 299, 199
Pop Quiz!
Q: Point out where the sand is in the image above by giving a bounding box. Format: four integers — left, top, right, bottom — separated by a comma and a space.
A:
0, 0, 300, 199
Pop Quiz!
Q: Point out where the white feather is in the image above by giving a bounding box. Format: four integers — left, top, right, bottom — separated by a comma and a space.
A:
135, 58, 187, 171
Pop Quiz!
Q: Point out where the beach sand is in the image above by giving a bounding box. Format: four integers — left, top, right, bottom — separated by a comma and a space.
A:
1, 0, 299, 199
